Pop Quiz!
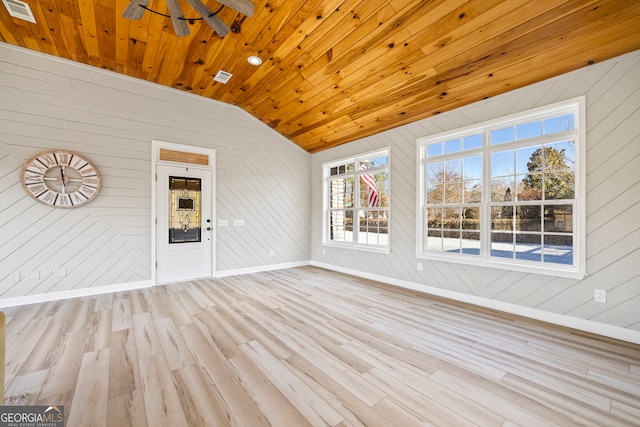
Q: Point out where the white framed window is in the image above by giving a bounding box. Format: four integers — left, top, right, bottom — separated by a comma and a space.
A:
417, 97, 586, 279
323, 148, 390, 253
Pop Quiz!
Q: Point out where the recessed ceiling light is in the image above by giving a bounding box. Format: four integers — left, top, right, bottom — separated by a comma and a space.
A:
247, 55, 262, 66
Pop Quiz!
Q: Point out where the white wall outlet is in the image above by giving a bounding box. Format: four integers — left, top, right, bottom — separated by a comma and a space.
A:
418, 262, 423, 271
594, 289, 607, 303
269, 249, 274, 256
233, 219, 245, 226
322, 248, 326, 255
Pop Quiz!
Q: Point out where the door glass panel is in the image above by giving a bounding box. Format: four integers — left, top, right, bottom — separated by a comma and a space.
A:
169, 176, 202, 243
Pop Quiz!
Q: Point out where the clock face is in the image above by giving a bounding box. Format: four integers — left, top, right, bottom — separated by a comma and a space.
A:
21, 150, 101, 208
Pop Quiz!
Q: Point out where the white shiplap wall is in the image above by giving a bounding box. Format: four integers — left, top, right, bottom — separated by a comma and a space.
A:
0, 43, 310, 299
311, 49, 640, 333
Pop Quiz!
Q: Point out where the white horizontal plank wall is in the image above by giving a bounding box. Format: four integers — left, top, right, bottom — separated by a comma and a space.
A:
0, 43, 310, 299
311, 49, 640, 334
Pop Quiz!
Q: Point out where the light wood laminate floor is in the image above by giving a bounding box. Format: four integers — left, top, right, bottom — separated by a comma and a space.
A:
3, 266, 640, 426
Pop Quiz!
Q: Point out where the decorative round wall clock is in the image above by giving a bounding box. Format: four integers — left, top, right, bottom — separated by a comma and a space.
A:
21, 150, 101, 208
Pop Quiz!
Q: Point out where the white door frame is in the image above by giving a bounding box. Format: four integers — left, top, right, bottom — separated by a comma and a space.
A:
151, 140, 216, 285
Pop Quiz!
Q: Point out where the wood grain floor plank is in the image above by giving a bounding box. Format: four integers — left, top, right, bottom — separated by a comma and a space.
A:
2, 267, 639, 426
109, 328, 141, 398
66, 348, 110, 427
107, 390, 148, 427
138, 353, 188, 426
227, 353, 313, 427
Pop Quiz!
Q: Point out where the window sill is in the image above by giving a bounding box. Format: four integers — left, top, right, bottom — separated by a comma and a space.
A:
417, 252, 586, 280
324, 242, 390, 255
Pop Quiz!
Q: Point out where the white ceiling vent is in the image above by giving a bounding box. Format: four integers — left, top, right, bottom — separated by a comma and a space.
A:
213, 70, 233, 84
2, 0, 36, 23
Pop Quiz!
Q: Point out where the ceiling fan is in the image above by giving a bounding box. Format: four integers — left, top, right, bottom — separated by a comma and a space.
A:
122, 0, 254, 37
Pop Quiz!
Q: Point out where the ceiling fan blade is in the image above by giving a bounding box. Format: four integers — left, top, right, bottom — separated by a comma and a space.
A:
217, 0, 254, 17
122, 0, 150, 20
185, 0, 230, 37
165, 0, 191, 36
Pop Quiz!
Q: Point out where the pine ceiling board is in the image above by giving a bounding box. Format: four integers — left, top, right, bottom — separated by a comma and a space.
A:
218, 0, 354, 105
39, 0, 75, 60
78, 0, 102, 65
302, 16, 640, 152
214, 0, 330, 101
24, 2, 60, 57
2, 0, 640, 151
0, 9, 24, 45
114, 0, 131, 73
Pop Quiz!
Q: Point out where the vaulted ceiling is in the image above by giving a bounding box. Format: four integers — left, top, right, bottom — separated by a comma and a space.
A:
1, 0, 640, 153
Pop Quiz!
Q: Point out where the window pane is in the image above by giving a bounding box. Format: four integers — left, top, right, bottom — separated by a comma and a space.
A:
491, 127, 514, 144
544, 173, 574, 200
427, 229, 443, 251
516, 145, 541, 174
463, 180, 482, 203
461, 231, 480, 255
492, 206, 513, 230
491, 150, 514, 176
443, 208, 460, 230
330, 177, 354, 208
428, 162, 444, 184
544, 113, 574, 134
517, 174, 543, 201
464, 134, 482, 150
444, 138, 462, 153
169, 177, 202, 244
516, 234, 541, 262
462, 207, 480, 230
516, 205, 541, 231
329, 210, 353, 242
445, 159, 463, 178
360, 171, 387, 207
359, 153, 389, 169
491, 177, 515, 202
463, 155, 482, 179
543, 235, 573, 264
548, 140, 575, 170
545, 205, 572, 233
427, 207, 442, 228
427, 185, 443, 204
443, 232, 461, 253
358, 210, 385, 246
427, 143, 442, 157
444, 181, 462, 203
516, 121, 542, 140
491, 232, 513, 258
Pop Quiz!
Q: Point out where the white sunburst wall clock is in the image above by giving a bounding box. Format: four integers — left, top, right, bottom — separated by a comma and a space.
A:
21, 150, 101, 208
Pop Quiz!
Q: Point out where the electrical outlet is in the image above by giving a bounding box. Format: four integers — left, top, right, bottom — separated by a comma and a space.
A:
269, 249, 274, 256
594, 289, 607, 303
418, 262, 423, 271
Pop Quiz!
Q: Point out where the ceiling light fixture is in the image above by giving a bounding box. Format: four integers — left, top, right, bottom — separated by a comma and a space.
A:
247, 55, 262, 66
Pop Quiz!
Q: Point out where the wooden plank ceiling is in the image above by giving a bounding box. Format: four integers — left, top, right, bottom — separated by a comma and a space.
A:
2, 0, 640, 153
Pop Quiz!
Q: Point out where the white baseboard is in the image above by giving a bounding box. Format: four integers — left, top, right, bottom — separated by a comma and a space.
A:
216, 261, 310, 278
311, 261, 640, 345
0, 280, 153, 308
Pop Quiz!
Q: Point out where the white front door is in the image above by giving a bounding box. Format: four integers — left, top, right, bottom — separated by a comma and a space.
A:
156, 165, 213, 284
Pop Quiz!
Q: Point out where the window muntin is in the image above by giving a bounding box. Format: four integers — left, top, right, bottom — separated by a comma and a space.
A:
324, 149, 390, 252
418, 99, 584, 278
